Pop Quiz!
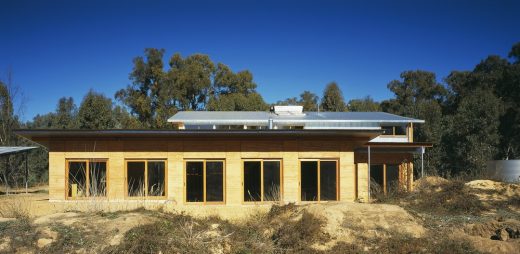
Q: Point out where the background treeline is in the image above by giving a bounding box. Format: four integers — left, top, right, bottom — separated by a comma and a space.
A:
1, 42, 519, 187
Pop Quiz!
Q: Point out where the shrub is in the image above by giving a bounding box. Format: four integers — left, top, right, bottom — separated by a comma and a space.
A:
272, 211, 326, 252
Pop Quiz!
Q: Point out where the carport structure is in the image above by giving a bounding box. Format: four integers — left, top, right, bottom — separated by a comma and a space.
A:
0, 146, 37, 194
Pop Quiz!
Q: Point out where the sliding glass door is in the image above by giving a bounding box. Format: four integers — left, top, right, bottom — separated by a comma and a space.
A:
243, 160, 282, 202
300, 160, 338, 201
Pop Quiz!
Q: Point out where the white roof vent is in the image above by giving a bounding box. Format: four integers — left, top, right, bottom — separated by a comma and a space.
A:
273, 106, 305, 116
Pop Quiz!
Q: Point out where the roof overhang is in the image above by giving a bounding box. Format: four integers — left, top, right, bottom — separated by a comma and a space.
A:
0, 146, 38, 156
15, 129, 383, 140
356, 142, 433, 154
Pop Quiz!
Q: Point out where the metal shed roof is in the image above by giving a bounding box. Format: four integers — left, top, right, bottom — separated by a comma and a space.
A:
168, 111, 425, 126
0, 146, 38, 156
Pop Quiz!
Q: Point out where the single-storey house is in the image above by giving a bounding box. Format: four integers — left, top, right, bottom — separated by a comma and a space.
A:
15, 106, 431, 204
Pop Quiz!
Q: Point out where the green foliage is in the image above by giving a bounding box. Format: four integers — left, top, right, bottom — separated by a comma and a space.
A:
382, 70, 446, 117
207, 93, 268, 111
442, 89, 502, 174
207, 63, 267, 111
348, 96, 380, 112
509, 42, 520, 63
112, 105, 143, 129
299, 91, 319, 111
115, 49, 267, 128
321, 82, 346, 111
275, 97, 299, 106
168, 53, 214, 111
54, 97, 78, 128
0, 80, 17, 146
115, 48, 168, 128
78, 90, 115, 129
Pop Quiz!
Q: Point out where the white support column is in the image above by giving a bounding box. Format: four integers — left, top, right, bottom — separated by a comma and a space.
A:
25, 152, 28, 194
421, 146, 425, 178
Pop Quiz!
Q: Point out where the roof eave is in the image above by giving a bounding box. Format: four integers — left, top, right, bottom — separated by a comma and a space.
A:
14, 129, 384, 140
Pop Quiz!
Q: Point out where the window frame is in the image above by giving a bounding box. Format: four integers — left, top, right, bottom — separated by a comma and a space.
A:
184, 159, 226, 205
124, 159, 168, 199
242, 159, 283, 204
65, 159, 109, 200
298, 159, 339, 202
381, 125, 407, 137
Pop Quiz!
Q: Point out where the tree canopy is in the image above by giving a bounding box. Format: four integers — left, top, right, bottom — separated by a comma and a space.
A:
78, 90, 116, 129
321, 82, 346, 112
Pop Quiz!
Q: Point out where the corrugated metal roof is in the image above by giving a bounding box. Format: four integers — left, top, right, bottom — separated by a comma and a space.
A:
168, 111, 425, 126
14, 129, 383, 140
0, 146, 37, 156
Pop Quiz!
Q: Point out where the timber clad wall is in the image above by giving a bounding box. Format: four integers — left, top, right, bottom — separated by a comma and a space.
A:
47, 138, 389, 203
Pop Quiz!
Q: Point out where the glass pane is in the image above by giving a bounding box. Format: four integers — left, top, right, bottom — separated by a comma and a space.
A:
320, 161, 337, 201
186, 162, 204, 202
263, 161, 281, 201
89, 161, 107, 197
386, 164, 400, 192
206, 161, 224, 202
68, 162, 87, 197
370, 165, 385, 194
382, 126, 394, 135
127, 162, 145, 197
301, 161, 318, 201
148, 161, 165, 196
394, 126, 406, 135
244, 161, 261, 202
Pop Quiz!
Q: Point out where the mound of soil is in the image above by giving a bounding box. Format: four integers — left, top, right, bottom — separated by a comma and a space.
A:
305, 203, 425, 249
466, 180, 520, 200
413, 176, 450, 193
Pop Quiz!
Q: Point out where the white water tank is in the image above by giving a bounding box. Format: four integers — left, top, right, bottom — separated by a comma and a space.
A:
487, 160, 520, 183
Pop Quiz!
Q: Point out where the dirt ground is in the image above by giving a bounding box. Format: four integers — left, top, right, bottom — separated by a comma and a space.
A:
0, 179, 519, 253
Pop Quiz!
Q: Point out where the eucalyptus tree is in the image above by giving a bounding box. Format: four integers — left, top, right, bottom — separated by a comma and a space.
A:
78, 90, 115, 129
321, 82, 346, 112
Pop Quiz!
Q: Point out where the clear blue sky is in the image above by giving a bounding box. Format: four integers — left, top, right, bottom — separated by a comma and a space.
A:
1, 0, 519, 121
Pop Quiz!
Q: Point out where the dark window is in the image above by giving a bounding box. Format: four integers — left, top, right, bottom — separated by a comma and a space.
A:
127, 162, 145, 196
263, 161, 281, 201
148, 161, 165, 196
301, 161, 318, 201
382, 126, 394, 135
89, 161, 107, 197
382, 125, 407, 135
68, 162, 87, 197
244, 160, 281, 202
301, 160, 339, 202
206, 161, 224, 202
244, 161, 261, 201
186, 162, 204, 202
320, 161, 337, 201
186, 161, 225, 203
394, 126, 406, 135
